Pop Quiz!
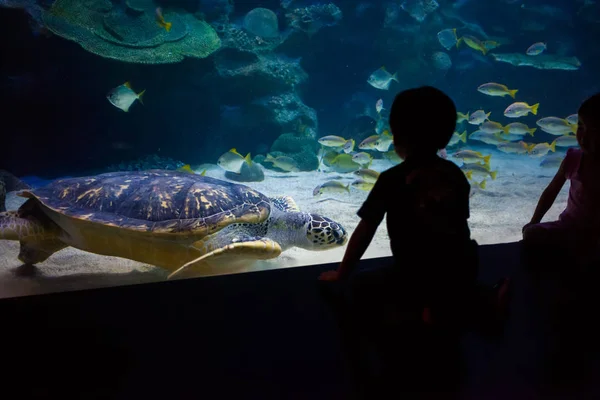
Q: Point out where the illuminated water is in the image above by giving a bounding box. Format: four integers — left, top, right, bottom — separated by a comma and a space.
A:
0, 0, 597, 297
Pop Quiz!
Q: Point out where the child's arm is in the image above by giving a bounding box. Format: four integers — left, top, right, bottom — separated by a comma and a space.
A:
336, 219, 379, 279
527, 160, 567, 225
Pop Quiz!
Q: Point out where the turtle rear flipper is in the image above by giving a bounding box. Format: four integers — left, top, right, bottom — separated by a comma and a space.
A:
168, 237, 282, 279
18, 238, 68, 265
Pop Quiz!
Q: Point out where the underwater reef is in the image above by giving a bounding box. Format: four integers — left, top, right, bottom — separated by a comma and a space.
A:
42, 0, 221, 64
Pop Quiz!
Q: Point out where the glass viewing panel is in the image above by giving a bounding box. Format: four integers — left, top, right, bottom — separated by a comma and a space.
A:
0, 0, 597, 297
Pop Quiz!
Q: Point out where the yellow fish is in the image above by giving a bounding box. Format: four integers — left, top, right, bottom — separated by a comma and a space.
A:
477, 82, 518, 99
453, 150, 492, 166
351, 179, 375, 192
458, 35, 488, 55
155, 7, 172, 32
456, 111, 470, 123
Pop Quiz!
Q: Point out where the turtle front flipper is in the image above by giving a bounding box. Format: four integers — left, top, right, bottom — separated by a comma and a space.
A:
270, 196, 301, 212
167, 236, 282, 280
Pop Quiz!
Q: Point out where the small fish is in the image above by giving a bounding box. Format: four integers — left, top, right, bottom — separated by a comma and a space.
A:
218, 148, 252, 173
155, 7, 172, 32
376, 99, 384, 114
553, 135, 578, 148
483, 40, 501, 50
448, 130, 467, 146
497, 141, 530, 154
540, 154, 565, 168
313, 181, 350, 196
351, 179, 375, 192
177, 164, 194, 173
358, 131, 393, 152
469, 131, 506, 145
504, 122, 536, 136
375, 118, 388, 134
479, 120, 509, 134
504, 102, 539, 118
453, 150, 492, 166
318, 135, 352, 149
458, 35, 488, 55
342, 139, 355, 154
526, 42, 547, 56
502, 133, 530, 142
477, 82, 518, 98
565, 114, 578, 125
351, 152, 373, 167
528, 141, 557, 158
353, 168, 380, 183
536, 117, 577, 135
106, 82, 145, 112
437, 28, 458, 50
456, 111, 470, 123
330, 154, 361, 173
469, 179, 487, 198
367, 66, 398, 90
265, 154, 299, 172
462, 163, 498, 180
383, 150, 402, 164
468, 110, 491, 125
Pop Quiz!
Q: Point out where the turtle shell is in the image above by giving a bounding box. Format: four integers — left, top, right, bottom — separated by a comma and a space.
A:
22, 170, 271, 236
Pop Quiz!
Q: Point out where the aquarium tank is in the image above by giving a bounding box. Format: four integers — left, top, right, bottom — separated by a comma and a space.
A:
0, 0, 598, 297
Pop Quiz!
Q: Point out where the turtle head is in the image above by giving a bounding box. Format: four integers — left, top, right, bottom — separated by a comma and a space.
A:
267, 208, 347, 251
302, 213, 348, 250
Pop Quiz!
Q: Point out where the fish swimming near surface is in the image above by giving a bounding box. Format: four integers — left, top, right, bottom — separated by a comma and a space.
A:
106, 82, 145, 112
155, 7, 172, 32
367, 66, 398, 90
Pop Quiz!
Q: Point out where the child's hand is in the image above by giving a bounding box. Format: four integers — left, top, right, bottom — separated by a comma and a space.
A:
522, 222, 534, 234
319, 270, 340, 281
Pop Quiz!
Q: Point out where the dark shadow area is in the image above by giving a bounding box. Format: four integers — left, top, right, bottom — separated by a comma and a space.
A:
0, 242, 599, 399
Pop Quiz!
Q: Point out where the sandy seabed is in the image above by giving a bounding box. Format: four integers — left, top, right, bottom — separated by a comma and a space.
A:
0, 144, 569, 298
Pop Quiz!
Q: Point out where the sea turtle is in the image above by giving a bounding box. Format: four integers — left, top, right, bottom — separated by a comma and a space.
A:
0, 170, 348, 279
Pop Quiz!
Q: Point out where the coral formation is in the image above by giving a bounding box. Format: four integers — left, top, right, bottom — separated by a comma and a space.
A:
105, 155, 185, 172
401, 0, 439, 22
263, 132, 320, 172
213, 49, 308, 94
42, 0, 221, 64
285, 3, 342, 36
252, 92, 318, 139
243, 7, 279, 38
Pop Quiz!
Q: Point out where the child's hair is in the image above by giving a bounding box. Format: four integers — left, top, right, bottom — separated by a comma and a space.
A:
579, 92, 600, 126
389, 86, 456, 153
578, 92, 600, 154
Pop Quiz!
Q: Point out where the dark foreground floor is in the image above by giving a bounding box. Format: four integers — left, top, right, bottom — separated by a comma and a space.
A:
0, 241, 599, 399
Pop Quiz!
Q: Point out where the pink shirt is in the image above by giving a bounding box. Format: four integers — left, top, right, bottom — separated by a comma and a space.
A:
559, 148, 600, 229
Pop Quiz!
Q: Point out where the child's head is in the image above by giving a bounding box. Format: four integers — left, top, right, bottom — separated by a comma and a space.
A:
577, 92, 600, 155
389, 86, 456, 159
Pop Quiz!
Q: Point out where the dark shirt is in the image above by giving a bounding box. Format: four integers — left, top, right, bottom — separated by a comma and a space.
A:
358, 153, 472, 267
